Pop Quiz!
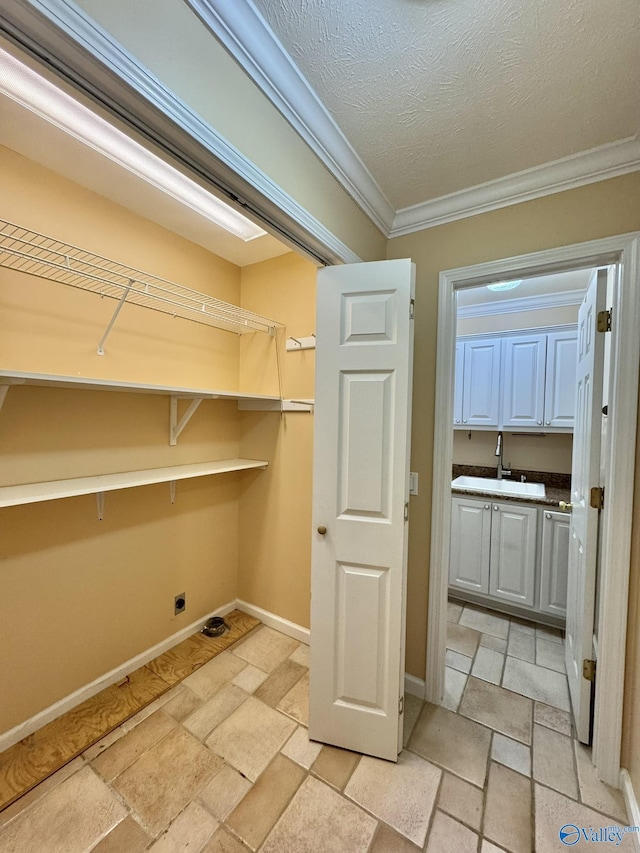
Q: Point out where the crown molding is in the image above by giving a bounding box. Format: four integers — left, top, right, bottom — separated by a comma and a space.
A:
184, 0, 395, 235
391, 136, 640, 237
0, 0, 362, 265
457, 288, 585, 319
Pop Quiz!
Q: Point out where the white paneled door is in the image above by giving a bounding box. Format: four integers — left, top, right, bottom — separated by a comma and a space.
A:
309, 259, 415, 761
565, 268, 607, 743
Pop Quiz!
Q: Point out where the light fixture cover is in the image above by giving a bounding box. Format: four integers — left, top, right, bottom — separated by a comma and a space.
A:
486, 280, 523, 292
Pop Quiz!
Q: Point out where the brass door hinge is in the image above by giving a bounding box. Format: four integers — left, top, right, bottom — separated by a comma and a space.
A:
583, 659, 596, 682
597, 309, 612, 332
590, 486, 605, 510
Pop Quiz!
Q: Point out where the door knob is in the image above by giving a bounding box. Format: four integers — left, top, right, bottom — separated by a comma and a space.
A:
317, 525, 327, 535
559, 501, 574, 511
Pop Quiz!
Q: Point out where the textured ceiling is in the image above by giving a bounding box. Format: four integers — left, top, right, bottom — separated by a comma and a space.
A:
251, 0, 640, 209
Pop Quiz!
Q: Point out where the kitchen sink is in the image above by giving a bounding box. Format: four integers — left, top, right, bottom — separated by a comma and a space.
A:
452, 475, 545, 499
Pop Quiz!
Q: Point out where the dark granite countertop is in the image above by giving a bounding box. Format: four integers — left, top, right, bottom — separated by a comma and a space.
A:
451, 465, 571, 509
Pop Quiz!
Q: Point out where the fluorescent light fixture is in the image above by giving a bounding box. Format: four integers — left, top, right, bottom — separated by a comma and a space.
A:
487, 280, 523, 292
0, 48, 267, 242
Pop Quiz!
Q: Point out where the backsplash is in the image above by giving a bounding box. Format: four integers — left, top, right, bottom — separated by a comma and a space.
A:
452, 430, 573, 475
452, 463, 571, 490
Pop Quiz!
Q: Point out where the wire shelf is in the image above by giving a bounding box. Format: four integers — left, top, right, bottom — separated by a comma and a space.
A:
0, 219, 282, 336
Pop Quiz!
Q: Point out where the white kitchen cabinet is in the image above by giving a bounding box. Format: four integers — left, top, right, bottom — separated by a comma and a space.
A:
544, 331, 578, 428
539, 509, 571, 617
501, 335, 546, 428
489, 502, 538, 607
460, 339, 501, 427
449, 497, 492, 593
454, 342, 464, 426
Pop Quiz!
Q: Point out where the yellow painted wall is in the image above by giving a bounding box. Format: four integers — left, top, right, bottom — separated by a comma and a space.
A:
0, 148, 249, 733
73, 0, 387, 264
238, 254, 317, 628
387, 171, 640, 784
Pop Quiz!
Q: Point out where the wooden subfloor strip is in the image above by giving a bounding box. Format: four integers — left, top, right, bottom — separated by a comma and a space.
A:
0, 610, 260, 812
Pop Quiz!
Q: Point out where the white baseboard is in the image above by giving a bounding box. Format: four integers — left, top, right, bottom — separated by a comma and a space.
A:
0, 600, 237, 753
621, 769, 640, 848
404, 672, 426, 700
236, 599, 310, 645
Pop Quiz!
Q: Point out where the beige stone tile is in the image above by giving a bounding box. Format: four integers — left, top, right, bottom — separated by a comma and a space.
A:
574, 741, 628, 822
205, 696, 296, 782
120, 687, 176, 732
92, 817, 151, 853
480, 633, 508, 654
459, 606, 510, 639
254, 659, 306, 707
182, 651, 247, 701
535, 783, 636, 851
277, 671, 309, 725
370, 823, 421, 852
536, 637, 566, 672
91, 710, 177, 781
198, 763, 252, 822
82, 726, 128, 762
202, 826, 250, 853
481, 842, 508, 852
231, 665, 269, 694
536, 624, 564, 643
0, 765, 127, 853
447, 601, 463, 623
311, 745, 361, 790
484, 762, 532, 853
288, 643, 310, 668
492, 732, 531, 777
149, 801, 219, 853
113, 726, 222, 836
227, 754, 306, 850
532, 724, 578, 798
503, 657, 571, 711
183, 684, 248, 741
442, 666, 467, 712
281, 726, 323, 769
162, 686, 203, 722
261, 775, 377, 853
403, 693, 423, 746
507, 629, 536, 663
459, 676, 532, 744
534, 701, 572, 736
447, 622, 481, 657
446, 649, 473, 673
232, 627, 299, 673
471, 647, 504, 685
408, 702, 491, 787
425, 810, 479, 853
0, 756, 84, 830
510, 618, 536, 636
437, 772, 483, 831
345, 750, 441, 847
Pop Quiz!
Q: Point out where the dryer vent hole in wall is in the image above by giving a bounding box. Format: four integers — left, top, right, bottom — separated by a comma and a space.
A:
174, 593, 186, 615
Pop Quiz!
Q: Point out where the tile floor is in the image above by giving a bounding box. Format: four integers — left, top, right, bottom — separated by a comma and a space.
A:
0, 608, 633, 852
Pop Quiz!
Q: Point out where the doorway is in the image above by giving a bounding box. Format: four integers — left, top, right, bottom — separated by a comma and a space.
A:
426, 234, 640, 787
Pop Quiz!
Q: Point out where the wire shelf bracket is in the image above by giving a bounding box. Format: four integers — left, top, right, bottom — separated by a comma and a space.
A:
0, 219, 283, 353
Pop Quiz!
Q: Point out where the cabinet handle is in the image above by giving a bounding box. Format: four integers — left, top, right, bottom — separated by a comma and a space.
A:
537, 420, 542, 425
484, 504, 490, 510
493, 505, 499, 511
545, 512, 552, 519
463, 418, 467, 423
546, 420, 551, 425
455, 418, 461, 423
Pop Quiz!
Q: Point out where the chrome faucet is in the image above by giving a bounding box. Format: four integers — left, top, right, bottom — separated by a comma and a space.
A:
494, 431, 511, 479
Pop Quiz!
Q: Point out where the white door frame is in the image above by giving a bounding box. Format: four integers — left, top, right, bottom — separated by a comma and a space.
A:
426, 233, 640, 787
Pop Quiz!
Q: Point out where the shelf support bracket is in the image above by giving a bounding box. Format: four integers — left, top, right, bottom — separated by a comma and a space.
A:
96, 491, 105, 521
0, 384, 9, 414
169, 480, 176, 504
170, 396, 204, 445
97, 280, 134, 355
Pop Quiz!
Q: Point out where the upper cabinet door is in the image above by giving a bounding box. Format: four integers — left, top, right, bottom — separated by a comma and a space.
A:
310, 259, 415, 762
501, 335, 546, 428
453, 342, 464, 426
545, 331, 578, 429
462, 339, 501, 426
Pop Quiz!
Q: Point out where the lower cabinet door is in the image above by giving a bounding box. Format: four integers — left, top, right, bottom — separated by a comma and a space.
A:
489, 502, 537, 607
449, 497, 491, 594
539, 510, 570, 617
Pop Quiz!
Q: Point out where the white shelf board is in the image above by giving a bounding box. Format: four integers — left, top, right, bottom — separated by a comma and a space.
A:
0, 370, 281, 403
0, 459, 268, 508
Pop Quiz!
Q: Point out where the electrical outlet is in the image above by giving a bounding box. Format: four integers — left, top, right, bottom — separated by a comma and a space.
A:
174, 593, 186, 615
